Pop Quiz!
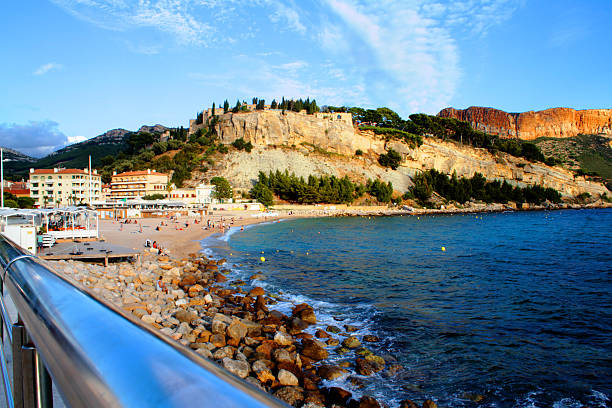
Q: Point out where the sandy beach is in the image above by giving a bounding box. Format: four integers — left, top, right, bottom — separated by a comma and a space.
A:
99, 211, 294, 258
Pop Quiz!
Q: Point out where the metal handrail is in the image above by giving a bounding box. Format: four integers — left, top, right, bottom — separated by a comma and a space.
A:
0, 234, 287, 407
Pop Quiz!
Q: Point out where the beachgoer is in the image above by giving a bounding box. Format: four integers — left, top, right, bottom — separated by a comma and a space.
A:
155, 276, 167, 293
153, 241, 157, 249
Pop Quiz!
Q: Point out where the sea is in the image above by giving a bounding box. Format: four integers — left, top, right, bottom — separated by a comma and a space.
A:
201, 209, 612, 408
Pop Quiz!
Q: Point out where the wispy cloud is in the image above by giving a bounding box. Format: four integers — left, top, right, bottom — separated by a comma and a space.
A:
277, 61, 309, 71
34, 62, 63, 76
51, 0, 522, 115
268, 3, 306, 34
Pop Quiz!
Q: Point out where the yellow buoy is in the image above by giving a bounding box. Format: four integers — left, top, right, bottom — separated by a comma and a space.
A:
441, 247, 446, 252
261, 251, 264, 254
260, 257, 266, 262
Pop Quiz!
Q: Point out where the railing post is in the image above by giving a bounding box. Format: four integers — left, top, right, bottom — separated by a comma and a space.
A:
36, 353, 53, 408
12, 323, 25, 408
21, 345, 37, 408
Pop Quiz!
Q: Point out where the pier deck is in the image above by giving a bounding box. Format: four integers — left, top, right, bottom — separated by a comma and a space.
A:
38, 241, 139, 265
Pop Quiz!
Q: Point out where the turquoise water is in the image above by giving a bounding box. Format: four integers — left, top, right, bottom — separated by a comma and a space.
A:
203, 209, 612, 407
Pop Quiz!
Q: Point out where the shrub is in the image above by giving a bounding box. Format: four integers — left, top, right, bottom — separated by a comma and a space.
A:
378, 148, 402, 170
355, 149, 363, 156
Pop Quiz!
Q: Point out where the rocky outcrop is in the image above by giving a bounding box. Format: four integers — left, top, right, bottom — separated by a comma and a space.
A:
438, 106, 612, 140
212, 110, 384, 156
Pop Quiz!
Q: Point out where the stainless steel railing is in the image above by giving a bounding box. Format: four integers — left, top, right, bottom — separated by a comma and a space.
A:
0, 234, 287, 408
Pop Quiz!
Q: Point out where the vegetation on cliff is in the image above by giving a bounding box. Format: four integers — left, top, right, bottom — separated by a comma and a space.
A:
378, 148, 402, 170
250, 171, 394, 205
406, 169, 562, 205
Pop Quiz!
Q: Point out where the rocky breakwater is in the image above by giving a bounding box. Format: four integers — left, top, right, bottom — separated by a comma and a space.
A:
438, 106, 612, 140
50, 253, 436, 408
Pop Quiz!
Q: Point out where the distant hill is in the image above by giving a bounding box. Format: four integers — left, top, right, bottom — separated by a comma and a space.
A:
5, 124, 168, 180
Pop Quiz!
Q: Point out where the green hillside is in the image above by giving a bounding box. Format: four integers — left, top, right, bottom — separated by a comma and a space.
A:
535, 134, 612, 182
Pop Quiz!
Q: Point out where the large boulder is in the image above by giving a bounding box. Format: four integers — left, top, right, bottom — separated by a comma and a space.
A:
221, 358, 249, 379
278, 369, 299, 386
227, 319, 248, 341
301, 339, 328, 361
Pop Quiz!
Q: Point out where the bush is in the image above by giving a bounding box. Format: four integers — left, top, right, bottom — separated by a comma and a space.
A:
355, 149, 363, 156
232, 138, 253, 152
378, 148, 402, 170
143, 194, 166, 200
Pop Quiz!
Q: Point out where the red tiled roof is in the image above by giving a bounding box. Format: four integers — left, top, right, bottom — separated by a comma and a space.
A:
113, 170, 168, 177
6, 188, 29, 195
30, 168, 100, 175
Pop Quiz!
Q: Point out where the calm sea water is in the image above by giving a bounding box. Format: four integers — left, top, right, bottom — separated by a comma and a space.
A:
203, 209, 612, 408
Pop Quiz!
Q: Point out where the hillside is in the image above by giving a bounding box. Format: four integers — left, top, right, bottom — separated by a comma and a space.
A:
6, 125, 168, 180
208, 116, 608, 198
438, 106, 612, 140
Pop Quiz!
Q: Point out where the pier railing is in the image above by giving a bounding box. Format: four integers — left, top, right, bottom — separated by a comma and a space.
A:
0, 234, 286, 408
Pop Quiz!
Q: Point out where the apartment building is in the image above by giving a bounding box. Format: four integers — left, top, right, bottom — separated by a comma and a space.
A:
29, 168, 102, 208
110, 169, 169, 200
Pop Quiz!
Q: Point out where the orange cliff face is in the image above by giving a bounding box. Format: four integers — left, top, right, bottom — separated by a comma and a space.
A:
438, 106, 612, 140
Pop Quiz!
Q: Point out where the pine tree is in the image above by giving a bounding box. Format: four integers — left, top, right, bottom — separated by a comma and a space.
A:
212, 102, 215, 116
223, 99, 229, 113
271, 99, 277, 109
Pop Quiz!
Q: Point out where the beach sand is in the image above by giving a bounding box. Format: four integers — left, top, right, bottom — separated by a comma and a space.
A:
99, 211, 290, 258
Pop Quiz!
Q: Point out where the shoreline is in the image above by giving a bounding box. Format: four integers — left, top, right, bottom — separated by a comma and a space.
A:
99, 203, 612, 259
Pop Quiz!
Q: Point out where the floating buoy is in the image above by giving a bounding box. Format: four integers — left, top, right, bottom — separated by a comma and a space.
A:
441, 247, 446, 252
261, 251, 264, 254
230, 253, 233, 256
260, 257, 266, 262
306, 252, 309, 255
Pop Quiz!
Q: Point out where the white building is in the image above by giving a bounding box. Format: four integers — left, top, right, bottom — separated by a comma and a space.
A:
29, 168, 102, 208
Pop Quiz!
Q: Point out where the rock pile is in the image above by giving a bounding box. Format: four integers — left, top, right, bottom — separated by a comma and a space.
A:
49, 251, 438, 408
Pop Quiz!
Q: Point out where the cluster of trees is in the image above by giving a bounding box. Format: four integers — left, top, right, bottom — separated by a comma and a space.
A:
2, 192, 35, 209
406, 169, 562, 205
272, 97, 319, 114
231, 138, 253, 152
210, 176, 233, 200
250, 171, 395, 205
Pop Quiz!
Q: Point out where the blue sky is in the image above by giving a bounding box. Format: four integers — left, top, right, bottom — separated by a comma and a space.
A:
1, 0, 611, 157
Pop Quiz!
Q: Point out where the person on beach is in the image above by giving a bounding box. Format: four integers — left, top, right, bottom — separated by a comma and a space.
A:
156, 276, 167, 293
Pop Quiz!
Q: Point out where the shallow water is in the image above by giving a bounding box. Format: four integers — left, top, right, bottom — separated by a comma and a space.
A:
203, 209, 612, 407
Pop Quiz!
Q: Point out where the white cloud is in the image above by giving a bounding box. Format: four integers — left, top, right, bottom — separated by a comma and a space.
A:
0, 121, 70, 157
34, 63, 63, 76
67, 135, 88, 144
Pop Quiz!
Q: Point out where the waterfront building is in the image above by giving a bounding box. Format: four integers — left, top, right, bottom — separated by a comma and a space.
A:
168, 183, 216, 206
109, 169, 169, 200
29, 168, 102, 208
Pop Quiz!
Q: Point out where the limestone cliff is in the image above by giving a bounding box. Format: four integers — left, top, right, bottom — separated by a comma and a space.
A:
438, 106, 612, 140
201, 110, 609, 198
